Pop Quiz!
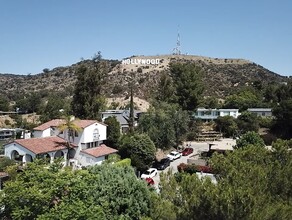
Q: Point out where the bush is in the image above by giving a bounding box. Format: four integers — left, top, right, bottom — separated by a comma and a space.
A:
177, 163, 212, 174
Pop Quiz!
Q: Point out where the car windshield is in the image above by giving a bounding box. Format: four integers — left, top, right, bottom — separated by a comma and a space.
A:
144, 171, 151, 175
161, 159, 167, 163
170, 152, 177, 156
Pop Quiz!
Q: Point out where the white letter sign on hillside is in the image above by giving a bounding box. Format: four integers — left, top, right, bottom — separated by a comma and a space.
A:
122, 58, 160, 65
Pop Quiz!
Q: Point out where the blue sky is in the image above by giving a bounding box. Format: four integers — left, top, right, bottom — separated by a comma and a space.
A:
0, 0, 291, 76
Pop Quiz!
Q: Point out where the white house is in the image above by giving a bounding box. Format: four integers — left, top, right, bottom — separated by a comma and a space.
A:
4, 136, 76, 164
5, 118, 117, 167
193, 108, 240, 121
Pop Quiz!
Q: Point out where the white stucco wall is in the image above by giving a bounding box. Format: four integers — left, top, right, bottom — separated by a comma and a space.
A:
33, 128, 51, 138
5, 143, 36, 161
81, 123, 107, 143
78, 153, 105, 167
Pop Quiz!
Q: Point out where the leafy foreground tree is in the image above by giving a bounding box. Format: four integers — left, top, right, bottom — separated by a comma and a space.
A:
119, 133, 156, 171
235, 131, 265, 149
157, 140, 292, 220
0, 161, 152, 220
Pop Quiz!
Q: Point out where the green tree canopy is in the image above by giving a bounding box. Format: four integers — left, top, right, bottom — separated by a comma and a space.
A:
157, 141, 292, 220
138, 103, 190, 149
72, 52, 108, 119
236, 111, 259, 134
119, 133, 156, 171
215, 116, 238, 138
103, 116, 121, 148
169, 62, 204, 111
0, 95, 9, 111
0, 161, 152, 220
235, 131, 265, 148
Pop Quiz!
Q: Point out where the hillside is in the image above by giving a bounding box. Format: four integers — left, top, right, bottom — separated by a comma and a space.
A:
0, 55, 288, 103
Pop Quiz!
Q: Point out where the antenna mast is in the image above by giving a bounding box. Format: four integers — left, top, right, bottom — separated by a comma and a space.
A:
173, 26, 181, 55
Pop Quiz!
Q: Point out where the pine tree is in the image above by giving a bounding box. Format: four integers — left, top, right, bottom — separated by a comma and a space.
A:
71, 52, 108, 119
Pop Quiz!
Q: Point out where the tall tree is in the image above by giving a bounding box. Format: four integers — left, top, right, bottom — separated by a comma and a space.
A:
103, 116, 121, 148
128, 85, 135, 133
72, 52, 108, 119
0, 94, 9, 111
169, 62, 204, 111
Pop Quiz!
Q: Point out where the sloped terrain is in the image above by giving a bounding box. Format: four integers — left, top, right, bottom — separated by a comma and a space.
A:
0, 55, 288, 101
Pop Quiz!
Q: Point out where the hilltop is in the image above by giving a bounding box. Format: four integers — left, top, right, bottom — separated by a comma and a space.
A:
0, 55, 288, 106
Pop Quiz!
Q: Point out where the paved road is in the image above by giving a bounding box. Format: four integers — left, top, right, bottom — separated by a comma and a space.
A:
152, 142, 210, 189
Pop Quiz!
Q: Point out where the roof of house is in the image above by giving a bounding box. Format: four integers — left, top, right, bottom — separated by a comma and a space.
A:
33, 119, 106, 131
247, 108, 272, 112
81, 144, 118, 158
12, 136, 77, 155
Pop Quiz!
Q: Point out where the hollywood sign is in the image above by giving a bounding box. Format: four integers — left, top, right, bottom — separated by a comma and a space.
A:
122, 58, 160, 65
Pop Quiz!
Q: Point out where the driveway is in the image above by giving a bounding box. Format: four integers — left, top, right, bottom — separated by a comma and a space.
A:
152, 142, 210, 189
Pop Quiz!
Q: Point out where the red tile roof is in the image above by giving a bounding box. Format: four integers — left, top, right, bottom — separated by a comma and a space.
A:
81, 144, 118, 158
33, 119, 106, 131
14, 136, 77, 154
33, 119, 64, 131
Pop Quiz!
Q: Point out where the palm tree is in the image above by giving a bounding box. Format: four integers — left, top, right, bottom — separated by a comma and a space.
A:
57, 115, 81, 165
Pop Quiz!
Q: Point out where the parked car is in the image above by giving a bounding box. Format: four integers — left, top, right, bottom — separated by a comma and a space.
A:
182, 147, 193, 156
145, 177, 155, 186
167, 151, 182, 161
141, 168, 158, 179
153, 158, 171, 170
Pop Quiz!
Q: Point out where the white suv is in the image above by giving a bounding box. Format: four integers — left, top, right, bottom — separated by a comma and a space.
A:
167, 151, 182, 161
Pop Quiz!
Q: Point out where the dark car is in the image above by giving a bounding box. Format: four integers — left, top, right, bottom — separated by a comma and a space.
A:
182, 147, 193, 156
153, 158, 171, 170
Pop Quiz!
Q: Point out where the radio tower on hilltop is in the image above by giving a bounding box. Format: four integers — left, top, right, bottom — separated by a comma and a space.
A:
173, 26, 181, 55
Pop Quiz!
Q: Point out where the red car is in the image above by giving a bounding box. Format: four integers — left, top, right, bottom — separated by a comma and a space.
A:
182, 148, 193, 156
145, 177, 155, 186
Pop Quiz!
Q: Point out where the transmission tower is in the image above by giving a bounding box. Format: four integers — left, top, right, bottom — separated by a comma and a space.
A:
172, 27, 181, 55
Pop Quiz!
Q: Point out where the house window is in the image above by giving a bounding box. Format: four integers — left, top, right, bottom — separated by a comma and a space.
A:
93, 129, 99, 140
75, 131, 78, 137
262, 112, 266, 116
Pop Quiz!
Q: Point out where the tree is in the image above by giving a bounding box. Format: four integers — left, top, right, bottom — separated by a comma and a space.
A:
216, 116, 238, 137
119, 133, 156, 171
39, 94, 68, 122
72, 52, 108, 119
0, 162, 153, 219
57, 115, 81, 165
0, 156, 15, 171
138, 103, 190, 149
155, 71, 176, 103
224, 89, 261, 111
235, 131, 265, 148
0, 95, 9, 111
272, 99, 292, 138
169, 62, 204, 111
103, 116, 121, 148
236, 111, 259, 134
156, 142, 292, 220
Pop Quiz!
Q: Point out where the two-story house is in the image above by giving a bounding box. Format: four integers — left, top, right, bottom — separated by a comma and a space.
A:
5, 118, 117, 167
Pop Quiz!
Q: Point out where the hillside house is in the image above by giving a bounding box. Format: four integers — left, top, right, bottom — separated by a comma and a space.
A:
247, 108, 272, 117
5, 118, 117, 167
101, 110, 142, 133
193, 108, 240, 121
